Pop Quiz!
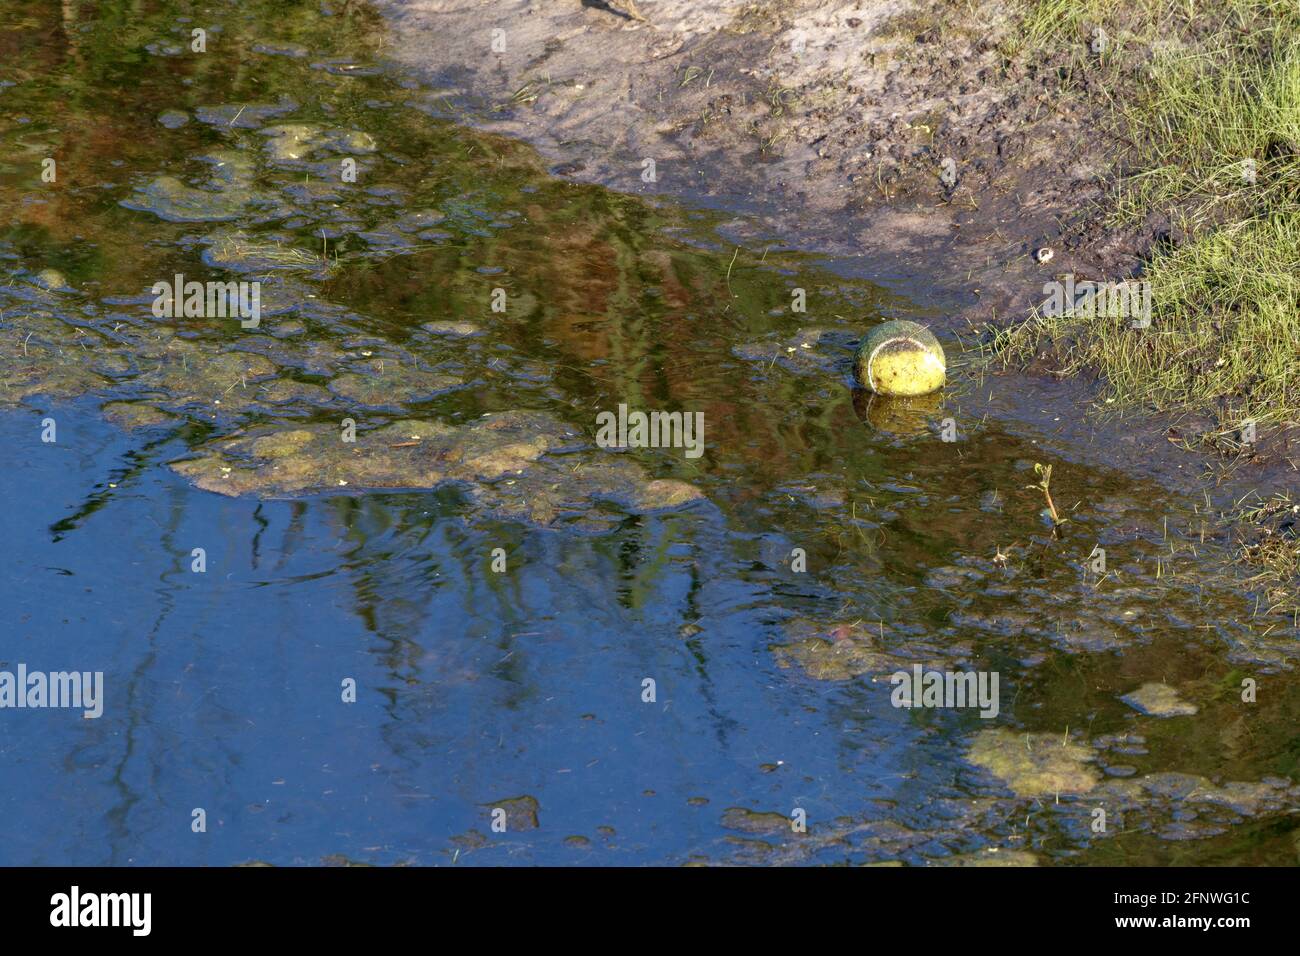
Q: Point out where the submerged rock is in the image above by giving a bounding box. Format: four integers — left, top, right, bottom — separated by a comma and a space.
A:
421, 320, 483, 338
0, 310, 113, 403
484, 795, 539, 831
254, 379, 333, 407
259, 123, 377, 165
194, 98, 299, 129
733, 326, 855, 376
260, 124, 328, 164
1186, 779, 1292, 816
1050, 770, 1300, 845
770, 618, 968, 681
123, 174, 251, 223
122, 150, 269, 224
720, 808, 795, 835
328, 358, 465, 407
771, 635, 897, 681
1121, 682, 1198, 717
930, 849, 1038, 867
966, 729, 1100, 797
101, 402, 177, 429
168, 409, 703, 524
138, 345, 280, 418
33, 268, 68, 291
157, 109, 190, 129
251, 42, 309, 58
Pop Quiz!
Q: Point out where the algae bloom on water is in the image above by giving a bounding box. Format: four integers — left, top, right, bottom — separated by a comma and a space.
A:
854, 320, 946, 396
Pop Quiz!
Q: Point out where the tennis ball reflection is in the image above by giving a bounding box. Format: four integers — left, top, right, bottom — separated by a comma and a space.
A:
852, 389, 943, 437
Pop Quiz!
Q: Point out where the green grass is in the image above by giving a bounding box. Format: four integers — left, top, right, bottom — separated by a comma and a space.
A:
993, 0, 1300, 433
1227, 491, 1300, 618
1018, 0, 1127, 50
1020, 0, 1297, 52
1114, 15, 1300, 228
995, 212, 1300, 427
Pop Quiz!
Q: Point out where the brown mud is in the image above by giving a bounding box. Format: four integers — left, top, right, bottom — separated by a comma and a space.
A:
376, 2, 1135, 332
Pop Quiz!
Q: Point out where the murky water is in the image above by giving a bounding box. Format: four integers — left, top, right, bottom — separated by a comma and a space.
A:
2, 1, 1299, 866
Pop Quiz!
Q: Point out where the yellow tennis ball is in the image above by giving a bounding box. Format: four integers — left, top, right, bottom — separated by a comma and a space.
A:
854, 320, 946, 396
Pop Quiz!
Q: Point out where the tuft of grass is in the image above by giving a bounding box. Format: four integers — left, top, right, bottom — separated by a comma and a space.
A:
1228, 491, 1300, 618
1114, 23, 1300, 229
875, 7, 944, 42
211, 234, 322, 268
1019, 0, 1299, 52
766, 82, 799, 115
996, 212, 1300, 425
995, 0, 1300, 432
1019, 0, 1127, 50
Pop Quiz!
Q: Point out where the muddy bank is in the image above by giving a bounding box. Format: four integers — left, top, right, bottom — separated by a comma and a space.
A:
372, 0, 1287, 491
375, 0, 1145, 326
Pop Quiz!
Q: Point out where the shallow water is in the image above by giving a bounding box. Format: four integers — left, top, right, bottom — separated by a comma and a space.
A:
2, 0, 1299, 866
